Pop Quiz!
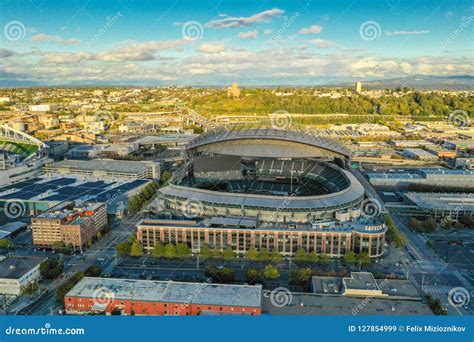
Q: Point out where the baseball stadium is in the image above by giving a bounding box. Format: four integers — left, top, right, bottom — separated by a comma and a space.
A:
146, 129, 387, 258
159, 129, 365, 223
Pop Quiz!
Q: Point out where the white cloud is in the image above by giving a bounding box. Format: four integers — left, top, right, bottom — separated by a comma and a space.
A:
309, 38, 339, 49
385, 30, 429, 36
95, 40, 188, 62
264, 29, 273, 35
198, 43, 226, 54
206, 8, 284, 28
299, 25, 323, 35
238, 30, 258, 39
30, 33, 80, 46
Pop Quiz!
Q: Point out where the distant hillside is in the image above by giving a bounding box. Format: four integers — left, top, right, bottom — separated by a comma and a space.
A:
356, 75, 474, 90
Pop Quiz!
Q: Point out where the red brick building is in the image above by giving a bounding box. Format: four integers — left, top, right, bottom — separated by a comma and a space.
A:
65, 277, 262, 316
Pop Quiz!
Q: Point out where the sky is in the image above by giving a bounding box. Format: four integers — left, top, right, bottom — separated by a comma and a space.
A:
0, 0, 473, 86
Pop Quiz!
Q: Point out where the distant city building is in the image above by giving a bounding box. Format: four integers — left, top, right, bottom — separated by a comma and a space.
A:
367, 169, 474, 189
227, 82, 241, 98
66, 144, 139, 159
455, 158, 474, 170
443, 139, 474, 151
65, 277, 262, 316
355, 81, 362, 94
0, 257, 47, 296
402, 148, 438, 161
31, 201, 107, 248
29, 104, 56, 112
136, 218, 387, 258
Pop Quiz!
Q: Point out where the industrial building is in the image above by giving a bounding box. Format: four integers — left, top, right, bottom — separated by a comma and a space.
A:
403, 192, 474, 222
0, 176, 150, 216
366, 168, 474, 189
65, 277, 262, 316
44, 159, 160, 180
0, 257, 47, 296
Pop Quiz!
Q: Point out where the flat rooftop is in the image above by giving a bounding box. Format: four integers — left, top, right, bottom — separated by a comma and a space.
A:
262, 293, 432, 315
47, 159, 149, 174
0, 176, 149, 205
0, 257, 47, 279
66, 277, 262, 308
404, 192, 474, 211
37, 201, 104, 220
343, 272, 380, 291
367, 168, 474, 179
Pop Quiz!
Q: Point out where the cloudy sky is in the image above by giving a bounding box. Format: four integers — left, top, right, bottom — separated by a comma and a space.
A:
1, 0, 473, 86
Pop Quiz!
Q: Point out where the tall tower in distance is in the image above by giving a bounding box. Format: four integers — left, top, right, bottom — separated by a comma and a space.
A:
355, 81, 362, 94
227, 82, 241, 98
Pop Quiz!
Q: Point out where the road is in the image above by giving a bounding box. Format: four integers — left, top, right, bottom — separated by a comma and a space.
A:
354, 168, 472, 315
11, 213, 142, 315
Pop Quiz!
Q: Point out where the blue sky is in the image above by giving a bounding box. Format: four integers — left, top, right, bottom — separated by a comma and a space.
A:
0, 0, 473, 86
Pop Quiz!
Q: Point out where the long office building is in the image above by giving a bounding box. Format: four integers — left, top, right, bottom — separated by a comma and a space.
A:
136, 218, 387, 258
44, 159, 160, 180
65, 277, 262, 316
366, 168, 474, 189
31, 201, 107, 248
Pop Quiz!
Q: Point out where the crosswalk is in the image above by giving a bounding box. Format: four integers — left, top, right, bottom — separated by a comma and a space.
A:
411, 263, 450, 274
423, 285, 452, 295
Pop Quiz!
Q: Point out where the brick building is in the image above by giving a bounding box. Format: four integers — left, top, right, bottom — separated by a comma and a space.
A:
31, 201, 107, 248
136, 218, 386, 258
65, 277, 262, 316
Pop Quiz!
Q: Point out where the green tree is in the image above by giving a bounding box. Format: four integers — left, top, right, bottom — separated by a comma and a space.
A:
358, 252, 371, 266
116, 241, 132, 256
258, 248, 270, 261
223, 247, 234, 261
289, 267, 313, 286
245, 268, 264, 285
307, 251, 319, 263
151, 242, 165, 257
246, 247, 258, 261
0, 238, 13, 249
319, 254, 331, 265
164, 244, 177, 258
212, 248, 222, 259
270, 251, 283, 263
130, 240, 144, 257
263, 264, 280, 279
294, 248, 308, 263
199, 245, 212, 260
344, 251, 357, 265
176, 243, 191, 258
85, 265, 102, 277
40, 259, 64, 280
161, 171, 172, 184
22, 281, 39, 295
409, 217, 420, 231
